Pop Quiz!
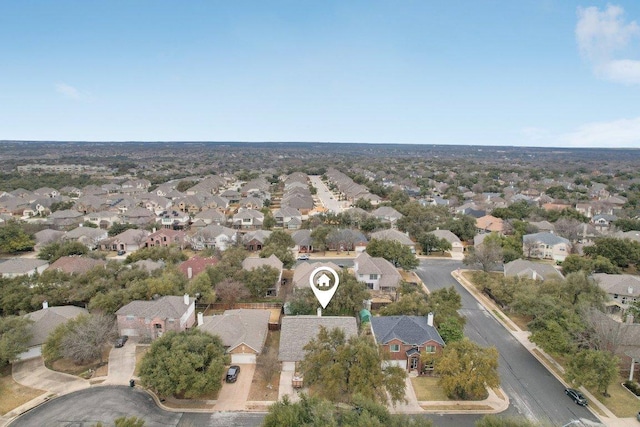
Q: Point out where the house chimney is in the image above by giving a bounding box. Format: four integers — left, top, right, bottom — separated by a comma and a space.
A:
532, 271, 538, 281
187, 267, 193, 279
43, 301, 49, 309
317, 307, 322, 317
197, 312, 204, 326
427, 312, 434, 327
626, 313, 634, 324
184, 294, 190, 305
629, 287, 634, 296
153, 227, 157, 233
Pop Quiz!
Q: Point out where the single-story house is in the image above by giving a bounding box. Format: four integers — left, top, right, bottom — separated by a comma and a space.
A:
198, 309, 270, 364
503, 259, 564, 281
0, 258, 49, 278
370, 229, 416, 253
47, 256, 106, 275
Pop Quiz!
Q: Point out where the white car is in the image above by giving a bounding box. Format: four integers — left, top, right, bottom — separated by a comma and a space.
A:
297, 254, 310, 261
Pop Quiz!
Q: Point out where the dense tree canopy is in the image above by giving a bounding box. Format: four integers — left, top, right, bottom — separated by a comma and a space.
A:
434, 339, 500, 400
300, 327, 407, 405
288, 271, 369, 316
583, 237, 640, 268
566, 349, 619, 396
0, 316, 32, 367
139, 329, 228, 398
0, 220, 35, 254
366, 238, 419, 270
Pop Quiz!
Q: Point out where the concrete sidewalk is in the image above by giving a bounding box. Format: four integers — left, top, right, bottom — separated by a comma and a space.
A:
453, 269, 637, 427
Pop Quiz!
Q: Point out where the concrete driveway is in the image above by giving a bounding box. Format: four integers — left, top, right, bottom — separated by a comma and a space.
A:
12, 357, 89, 395
214, 364, 256, 411
103, 340, 137, 385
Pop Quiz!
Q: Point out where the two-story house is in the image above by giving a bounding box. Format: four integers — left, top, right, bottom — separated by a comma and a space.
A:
116, 294, 196, 339
522, 232, 571, 262
370, 314, 445, 373
353, 252, 401, 293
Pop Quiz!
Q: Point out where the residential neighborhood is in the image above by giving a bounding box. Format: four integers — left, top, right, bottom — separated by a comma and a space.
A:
0, 142, 639, 427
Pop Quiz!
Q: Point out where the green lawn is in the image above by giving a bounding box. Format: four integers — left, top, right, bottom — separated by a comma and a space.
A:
410, 376, 450, 401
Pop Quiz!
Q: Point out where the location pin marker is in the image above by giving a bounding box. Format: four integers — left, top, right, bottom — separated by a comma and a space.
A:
309, 266, 340, 309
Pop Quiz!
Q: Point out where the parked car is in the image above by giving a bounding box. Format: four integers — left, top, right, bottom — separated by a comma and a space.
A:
117, 250, 126, 256
226, 365, 240, 383
565, 388, 587, 406
114, 335, 128, 348
297, 254, 310, 261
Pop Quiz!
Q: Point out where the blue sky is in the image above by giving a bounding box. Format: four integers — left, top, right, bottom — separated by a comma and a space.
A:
1, 1, 639, 147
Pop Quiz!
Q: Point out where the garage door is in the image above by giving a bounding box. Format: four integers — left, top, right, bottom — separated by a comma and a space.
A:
383, 360, 406, 370
121, 329, 138, 337
231, 353, 256, 364
17, 346, 42, 361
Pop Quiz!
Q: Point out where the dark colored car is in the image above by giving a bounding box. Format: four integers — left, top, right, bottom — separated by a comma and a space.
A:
114, 335, 128, 348
117, 250, 126, 256
226, 365, 240, 383
565, 388, 587, 406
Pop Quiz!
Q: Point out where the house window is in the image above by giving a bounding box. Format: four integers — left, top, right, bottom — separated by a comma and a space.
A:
423, 359, 435, 371
369, 274, 378, 280
126, 315, 135, 321
390, 344, 400, 352
243, 218, 251, 223
367, 283, 374, 290
425, 345, 436, 353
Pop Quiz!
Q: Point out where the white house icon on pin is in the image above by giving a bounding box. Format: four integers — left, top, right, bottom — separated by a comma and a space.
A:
316, 273, 331, 289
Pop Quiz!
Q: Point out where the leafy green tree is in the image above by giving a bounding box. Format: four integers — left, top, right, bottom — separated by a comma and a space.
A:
0, 316, 32, 367
185, 272, 217, 303
566, 349, 619, 396
115, 417, 145, 427
0, 220, 35, 253
108, 222, 139, 237
139, 329, 228, 398
262, 210, 276, 230
263, 230, 295, 248
379, 292, 431, 316
435, 339, 500, 400
300, 327, 407, 405
614, 218, 640, 232
418, 233, 451, 255
38, 241, 89, 262
259, 245, 295, 269
437, 316, 465, 343
445, 215, 477, 242
50, 200, 76, 213
176, 179, 197, 192
366, 238, 419, 270
583, 237, 640, 268
242, 265, 280, 298
124, 245, 188, 265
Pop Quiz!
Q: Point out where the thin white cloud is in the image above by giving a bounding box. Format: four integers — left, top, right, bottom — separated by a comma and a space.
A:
55, 82, 83, 100
576, 4, 640, 85
560, 116, 640, 147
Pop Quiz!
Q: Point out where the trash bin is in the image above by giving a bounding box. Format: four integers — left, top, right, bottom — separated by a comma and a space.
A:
129, 379, 135, 387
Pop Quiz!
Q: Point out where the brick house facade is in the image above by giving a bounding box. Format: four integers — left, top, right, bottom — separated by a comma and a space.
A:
116, 295, 196, 339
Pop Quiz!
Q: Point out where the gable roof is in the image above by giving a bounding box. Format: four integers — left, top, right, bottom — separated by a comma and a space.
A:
370, 229, 414, 246
292, 262, 341, 289
523, 232, 570, 246
48, 256, 106, 275
0, 258, 49, 275
25, 305, 88, 347
242, 254, 283, 271
199, 309, 270, 353
592, 274, 640, 297
370, 316, 445, 347
116, 295, 195, 319
178, 256, 218, 278
429, 229, 462, 244
503, 259, 564, 281
278, 316, 358, 362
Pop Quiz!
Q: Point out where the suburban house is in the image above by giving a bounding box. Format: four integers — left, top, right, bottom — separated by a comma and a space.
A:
20, 302, 88, 360
503, 259, 564, 282
99, 228, 150, 253
278, 316, 358, 365
193, 208, 227, 226
47, 256, 106, 275
353, 252, 401, 292
178, 256, 218, 279
292, 229, 313, 253
273, 206, 303, 229
0, 259, 49, 278
62, 226, 108, 249
198, 309, 270, 364
84, 211, 121, 229
242, 255, 283, 296
370, 229, 416, 253
370, 314, 445, 373
47, 209, 85, 229
370, 206, 404, 227
116, 294, 196, 339
188, 224, 237, 251
428, 229, 464, 256
34, 229, 65, 250
144, 228, 187, 249
522, 232, 571, 262
593, 273, 640, 318
243, 230, 272, 252
232, 209, 264, 230
476, 215, 504, 235
292, 262, 342, 291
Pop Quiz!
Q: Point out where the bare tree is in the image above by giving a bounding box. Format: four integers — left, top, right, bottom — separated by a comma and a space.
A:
215, 278, 250, 308
523, 239, 538, 259
62, 314, 118, 364
463, 240, 503, 272
554, 218, 582, 243
258, 347, 280, 384
581, 308, 629, 354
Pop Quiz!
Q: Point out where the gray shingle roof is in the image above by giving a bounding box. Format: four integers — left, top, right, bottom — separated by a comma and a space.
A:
370, 316, 444, 347
278, 316, 358, 362
25, 305, 88, 347
523, 232, 570, 246
199, 309, 270, 353
116, 295, 195, 319
503, 259, 564, 281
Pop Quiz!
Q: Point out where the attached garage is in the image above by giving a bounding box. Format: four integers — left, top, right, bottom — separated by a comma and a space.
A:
231, 353, 257, 364
121, 328, 139, 337
17, 345, 42, 361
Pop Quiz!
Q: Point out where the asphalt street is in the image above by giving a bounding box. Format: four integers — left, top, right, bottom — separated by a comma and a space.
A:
416, 259, 601, 427
9, 386, 264, 427
309, 175, 344, 213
